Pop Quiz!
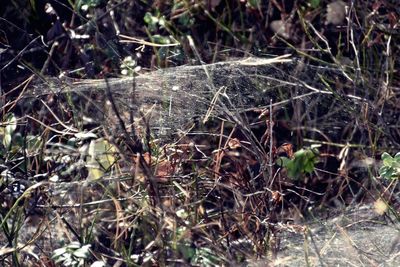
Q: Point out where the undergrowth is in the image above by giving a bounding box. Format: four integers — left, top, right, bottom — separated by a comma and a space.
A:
0, 0, 399, 266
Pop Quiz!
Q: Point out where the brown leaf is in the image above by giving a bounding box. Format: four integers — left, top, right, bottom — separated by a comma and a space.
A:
155, 160, 174, 179
228, 138, 241, 149
277, 143, 294, 158
271, 191, 282, 203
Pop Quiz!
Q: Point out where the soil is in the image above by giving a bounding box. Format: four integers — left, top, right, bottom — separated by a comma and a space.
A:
261, 204, 400, 266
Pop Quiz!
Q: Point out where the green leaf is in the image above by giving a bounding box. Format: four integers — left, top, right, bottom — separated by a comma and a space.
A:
178, 13, 194, 27
380, 166, 391, 176
91, 261, 106, 267
152, 35, 171, 44
2, 134, 11, 149
309, 0, 320, 9
294, 148, 306, 158
52, 247, 67, 258
277, 157, 290, 167
279, 148, 319, 180
144, 12, 159, 31
26, 135, 42, 152
67, 241, 82, 249
5, 113, 17, 135
248, 0, 261, 9
381, 152, 392, 164
2, 114, 17, 149
54, 256, 67, 264
73, 244, 90, 258
178, 242, 195, 260
63, 256, 73, 266
380, 152, 400, 180
304, 162, 314, 173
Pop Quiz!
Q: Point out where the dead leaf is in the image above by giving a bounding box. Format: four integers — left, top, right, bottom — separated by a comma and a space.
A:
155, 160, 174, 181
271, 191, 282, 203
270, 20, 291, 39
277, 143, 294, 158
374, 198, 388, 215
326, 1, 347, 25
228, 138, 241, 149
131, 152, 173, 183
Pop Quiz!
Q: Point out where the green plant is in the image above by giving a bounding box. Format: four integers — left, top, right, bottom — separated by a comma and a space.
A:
0, 113, 17, 151
278, 148, 319, 180
120, 56, 139, 76
191, 247, 222, 266
379, 152, 400, 180
308, 0, 321, 9
52, 242, 91, 267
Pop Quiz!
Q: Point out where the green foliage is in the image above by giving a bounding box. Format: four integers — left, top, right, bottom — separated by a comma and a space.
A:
379, 152, 400, 180
0, 113, 17, 150
169, 225, 223, 266
143, 10, 176, 45
247, 0, 261, 9
278, 148, 319, 180
309, 0, 321, 9
2, 0, 400, 265
52, 242, 91, 267
120, 56, 139, 76
191, 247, 222, 266
0, 113, 45, 174
144, 11, 167, 32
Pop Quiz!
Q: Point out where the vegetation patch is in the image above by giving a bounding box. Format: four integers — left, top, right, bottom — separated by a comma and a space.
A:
0, 0, 399, 266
